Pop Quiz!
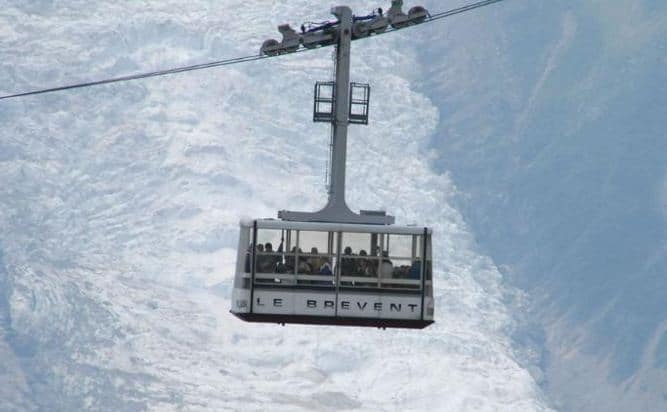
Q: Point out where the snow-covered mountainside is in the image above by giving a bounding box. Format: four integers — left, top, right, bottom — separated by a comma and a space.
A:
1, 1, 552, 411
416, 0, 667, 410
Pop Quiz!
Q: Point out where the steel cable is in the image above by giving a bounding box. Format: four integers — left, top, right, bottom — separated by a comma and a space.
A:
0, 0, 507, 101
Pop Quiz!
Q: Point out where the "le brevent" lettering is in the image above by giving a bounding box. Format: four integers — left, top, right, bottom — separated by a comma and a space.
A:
256, 297, 417, 313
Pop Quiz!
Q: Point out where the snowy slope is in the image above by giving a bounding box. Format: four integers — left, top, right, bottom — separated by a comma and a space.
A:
0, 1, 552, 411
415, 0, 667, 410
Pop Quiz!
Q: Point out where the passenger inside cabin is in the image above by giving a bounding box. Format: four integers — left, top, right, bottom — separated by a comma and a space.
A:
266, 242, 277, 272
266, 241, 284, 272
285, 246, 297, 272
394, 265, 410, 278
341, 246, 356, 276
306, 247, 324, 275
297, 248, 311, 274
256, 244, 265, 271
379, 250, 393, 278
356, 249, 375, 277
409, 260, 421, 279
256, 243, 274, 273
319, 258, 333, 276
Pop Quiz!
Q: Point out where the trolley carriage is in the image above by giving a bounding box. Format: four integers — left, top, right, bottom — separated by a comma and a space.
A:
259, 0, 428, 56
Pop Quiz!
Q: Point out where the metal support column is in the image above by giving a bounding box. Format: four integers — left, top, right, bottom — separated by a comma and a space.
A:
279, 6, 394, 225
328, 6, 352, 213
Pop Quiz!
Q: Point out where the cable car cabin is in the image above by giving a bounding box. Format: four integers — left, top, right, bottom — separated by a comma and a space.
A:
231, 219, 434, 329
241, 3, 437, 329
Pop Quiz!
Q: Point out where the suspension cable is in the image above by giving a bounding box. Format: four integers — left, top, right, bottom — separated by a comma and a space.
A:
0, 0, 508, 101
428, 0, 506, 21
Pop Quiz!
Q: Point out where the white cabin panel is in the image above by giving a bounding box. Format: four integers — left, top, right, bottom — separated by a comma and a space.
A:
232, 288, 251, 313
